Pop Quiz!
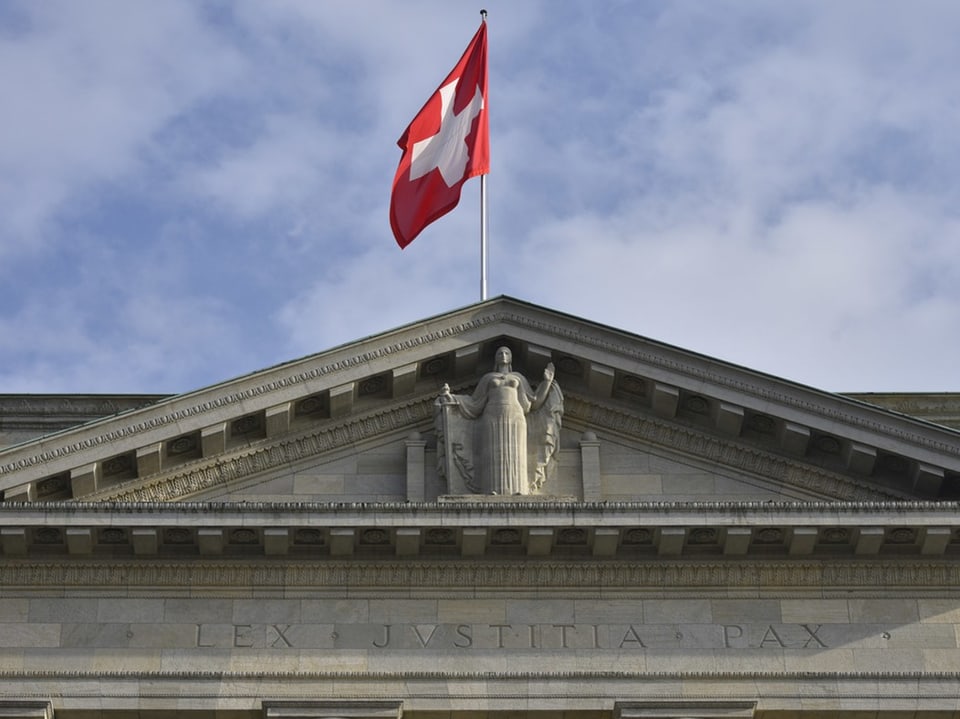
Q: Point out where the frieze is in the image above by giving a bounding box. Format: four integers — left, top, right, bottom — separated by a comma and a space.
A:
188, 621, 833, 651
2, 559, 960, 590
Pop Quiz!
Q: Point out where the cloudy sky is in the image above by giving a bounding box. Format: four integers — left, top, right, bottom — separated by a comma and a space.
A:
2, 1, 959, 395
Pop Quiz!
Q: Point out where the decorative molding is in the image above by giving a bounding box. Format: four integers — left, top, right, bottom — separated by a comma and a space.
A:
4, 302, 959, 483
0, 396, 162, 414
0, 671, 957, 712
76, 387, 906, 503
2, 559, 960, 590
84, 398, 436, 501
0, 315, 501, 476
565, 394, 904, 501
0, 669, 956, 682
493, 310, 960, 457
8, 498, 960, 516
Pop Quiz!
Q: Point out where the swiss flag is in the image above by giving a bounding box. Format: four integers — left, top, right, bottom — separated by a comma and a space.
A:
390, 22, 489, 249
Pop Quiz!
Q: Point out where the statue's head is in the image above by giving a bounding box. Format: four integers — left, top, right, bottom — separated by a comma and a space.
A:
494, 346, 513, 370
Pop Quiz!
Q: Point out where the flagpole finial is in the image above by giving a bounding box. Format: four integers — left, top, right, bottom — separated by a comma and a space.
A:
480, 9, 487, 21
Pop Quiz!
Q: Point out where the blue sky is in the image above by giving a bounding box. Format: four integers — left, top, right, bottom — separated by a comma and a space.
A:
2, 1, 959, 394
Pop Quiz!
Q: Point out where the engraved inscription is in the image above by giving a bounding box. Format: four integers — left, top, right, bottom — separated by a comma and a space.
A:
185, 622, 837, 650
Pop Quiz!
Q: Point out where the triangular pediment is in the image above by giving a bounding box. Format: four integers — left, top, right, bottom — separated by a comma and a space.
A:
2, 296, 958, 505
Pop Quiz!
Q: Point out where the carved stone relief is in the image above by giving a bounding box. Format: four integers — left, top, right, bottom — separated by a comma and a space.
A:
435, 347, 564, 495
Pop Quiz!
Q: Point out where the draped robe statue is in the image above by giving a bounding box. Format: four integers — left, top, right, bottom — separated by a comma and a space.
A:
435, 347, 564, 495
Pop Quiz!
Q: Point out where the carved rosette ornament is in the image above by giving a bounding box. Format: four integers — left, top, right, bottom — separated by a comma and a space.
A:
435, 347, 563, 496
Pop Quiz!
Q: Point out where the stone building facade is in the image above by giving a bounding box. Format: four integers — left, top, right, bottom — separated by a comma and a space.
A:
0, 296, 959, 719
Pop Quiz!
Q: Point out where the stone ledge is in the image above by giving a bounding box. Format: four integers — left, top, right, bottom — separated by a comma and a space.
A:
438, 495, 579, 503
2, 559, 960, 590
0, 670, 957, 680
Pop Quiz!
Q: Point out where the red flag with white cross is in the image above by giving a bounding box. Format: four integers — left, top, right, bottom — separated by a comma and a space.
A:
390, 21, 489, 249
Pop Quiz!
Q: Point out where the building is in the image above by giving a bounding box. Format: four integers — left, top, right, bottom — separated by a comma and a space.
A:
1, 296, 959, 719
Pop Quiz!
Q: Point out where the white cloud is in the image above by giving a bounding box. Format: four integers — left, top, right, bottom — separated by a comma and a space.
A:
2, 1, 960, 395
0, 1, 243, 254
188, 116, 346, 220
276, 194, 484, 357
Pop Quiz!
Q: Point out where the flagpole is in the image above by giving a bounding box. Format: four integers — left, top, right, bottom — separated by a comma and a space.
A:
480, 174, 488, 300
479, 9, 488, 302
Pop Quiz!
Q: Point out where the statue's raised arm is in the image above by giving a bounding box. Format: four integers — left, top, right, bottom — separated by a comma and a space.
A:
435, 347, 564, 496
526, 361, 563, 492
530, 362, 556, 412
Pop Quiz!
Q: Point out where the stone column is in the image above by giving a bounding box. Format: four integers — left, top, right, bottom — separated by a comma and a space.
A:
263, 701, 403, 719
579, 431, 602, 500
405, 431, 427, 502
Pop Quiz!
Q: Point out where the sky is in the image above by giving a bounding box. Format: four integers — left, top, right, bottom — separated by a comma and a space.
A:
2, 0, 960, 395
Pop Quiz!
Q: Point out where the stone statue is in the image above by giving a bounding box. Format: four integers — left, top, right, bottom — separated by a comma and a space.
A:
435, 346, 564, 495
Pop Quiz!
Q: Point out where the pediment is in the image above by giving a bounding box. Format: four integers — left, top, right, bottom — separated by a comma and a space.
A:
2, 296, 959, 505
186, 429, 806, 504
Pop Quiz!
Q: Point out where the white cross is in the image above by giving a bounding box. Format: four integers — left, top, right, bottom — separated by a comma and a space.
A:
409, 78, 484, 187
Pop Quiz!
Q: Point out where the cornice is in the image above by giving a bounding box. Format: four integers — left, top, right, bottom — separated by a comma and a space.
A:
5, 498, 960, 520
0, 314, 501, 477
845, 392, 960, 430
564, 394, 903, 501
0, 394, 164, 417
6, 499, 957, 562
1, 670, 958, 715
4, 302, 959, 484
74, 388, 903, 504
494, 309, 960, 457
0, 669, 957, 681
83, 396, 434, 501
2, 559, 959, 590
